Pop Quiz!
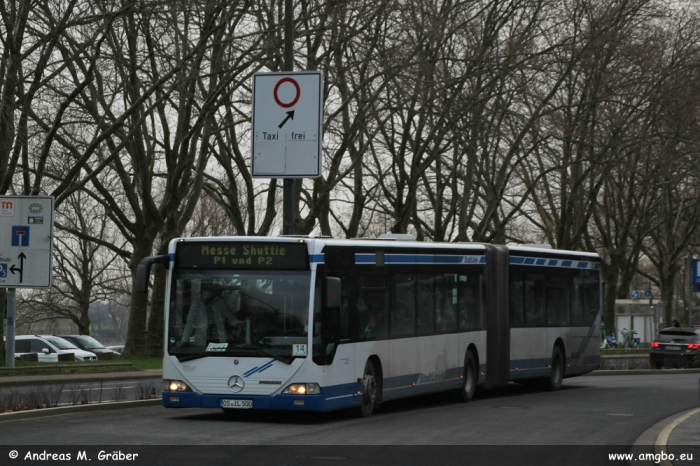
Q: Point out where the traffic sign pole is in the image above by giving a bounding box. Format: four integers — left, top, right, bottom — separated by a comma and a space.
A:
283, 0, 294, 236
5, 288, 15, 368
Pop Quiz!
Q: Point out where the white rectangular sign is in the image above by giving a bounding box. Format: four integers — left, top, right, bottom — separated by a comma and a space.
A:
251, 71, 323, 178
0, 196, 54, 288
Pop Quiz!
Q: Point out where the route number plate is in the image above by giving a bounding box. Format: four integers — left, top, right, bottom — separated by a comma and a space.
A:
221, 399, 253, 409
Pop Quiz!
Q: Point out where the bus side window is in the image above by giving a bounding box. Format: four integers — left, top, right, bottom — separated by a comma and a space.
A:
524, 274, 546, 326
458, 273, 484, 331
357, 276, 388, 340
436, 274, 456, 332
547, 274, 571, 326
416, 275, 435, 335
391, 274, 416, 337
510, 271, 525, 327
339, 276, 352, 340
582, 272, 600, 326
571, 273, 585, 326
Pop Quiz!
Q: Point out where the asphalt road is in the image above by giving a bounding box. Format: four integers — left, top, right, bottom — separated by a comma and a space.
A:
1, 373, 698, 466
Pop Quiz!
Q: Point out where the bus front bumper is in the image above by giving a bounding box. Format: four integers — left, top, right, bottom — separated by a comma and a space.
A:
162, 384, 360, 412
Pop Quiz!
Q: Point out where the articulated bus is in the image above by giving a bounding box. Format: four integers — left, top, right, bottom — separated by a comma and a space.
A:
137, 235, 601, 417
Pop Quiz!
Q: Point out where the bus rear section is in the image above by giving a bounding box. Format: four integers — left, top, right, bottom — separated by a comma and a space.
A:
507, 247, 602, 386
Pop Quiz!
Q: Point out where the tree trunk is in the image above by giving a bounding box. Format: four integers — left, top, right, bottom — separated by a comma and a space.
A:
123, 240, 154, 356
146, 262, 167, 358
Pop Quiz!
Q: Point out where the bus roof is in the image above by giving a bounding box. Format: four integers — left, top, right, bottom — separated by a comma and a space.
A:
169, 236, 600, 259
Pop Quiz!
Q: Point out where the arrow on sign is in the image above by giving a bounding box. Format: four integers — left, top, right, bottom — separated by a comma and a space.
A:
10, 252, 25, 283
278, 110, 295, 129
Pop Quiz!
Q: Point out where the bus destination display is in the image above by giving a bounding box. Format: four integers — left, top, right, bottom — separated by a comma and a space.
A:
176, 241, 308, 270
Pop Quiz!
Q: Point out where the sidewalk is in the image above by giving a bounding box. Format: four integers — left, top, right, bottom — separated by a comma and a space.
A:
666, 409, 700, 465
631, 407, 700, 466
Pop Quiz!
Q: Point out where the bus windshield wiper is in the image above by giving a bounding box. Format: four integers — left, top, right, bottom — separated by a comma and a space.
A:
226, 345, 293, 364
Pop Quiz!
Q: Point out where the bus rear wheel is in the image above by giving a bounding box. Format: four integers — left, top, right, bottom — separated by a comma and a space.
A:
456, 351, 477, 403
358, 360, 377, 418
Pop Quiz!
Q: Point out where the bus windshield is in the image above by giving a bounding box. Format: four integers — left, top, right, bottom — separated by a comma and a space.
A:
167, 270, 311, 363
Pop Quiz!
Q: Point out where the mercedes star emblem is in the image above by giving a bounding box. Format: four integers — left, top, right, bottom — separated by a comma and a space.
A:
228, 375, 245, 393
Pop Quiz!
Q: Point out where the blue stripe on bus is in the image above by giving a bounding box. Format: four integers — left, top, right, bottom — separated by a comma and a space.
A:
243, 359, 275, 377
355, 253, 599, 269
355, 254, 485, 265
355, 254, 376, 264
309, 254, 325, 263
509, 257, 599, 270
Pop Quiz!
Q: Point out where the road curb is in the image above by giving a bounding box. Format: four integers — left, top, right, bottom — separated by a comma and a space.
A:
585, 368, 700, 376
654, 407, 700, 466
0, 399, 162, 422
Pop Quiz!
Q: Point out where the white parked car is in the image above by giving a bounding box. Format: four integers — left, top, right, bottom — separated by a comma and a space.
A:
11, 335, 98, 362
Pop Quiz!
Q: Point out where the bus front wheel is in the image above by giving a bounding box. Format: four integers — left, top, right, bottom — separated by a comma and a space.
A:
358, 360, 377, 418
456, 351, 477, 403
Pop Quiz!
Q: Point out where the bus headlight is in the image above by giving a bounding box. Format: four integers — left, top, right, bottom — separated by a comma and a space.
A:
282, 383, 321, 395
165, 380, 192, 392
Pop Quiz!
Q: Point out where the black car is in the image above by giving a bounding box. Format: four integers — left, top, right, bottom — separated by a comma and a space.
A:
59, 335, 120, 360
649, 327, 700, 369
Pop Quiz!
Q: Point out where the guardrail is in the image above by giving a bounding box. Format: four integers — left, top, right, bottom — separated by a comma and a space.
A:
0, 362, 134, 375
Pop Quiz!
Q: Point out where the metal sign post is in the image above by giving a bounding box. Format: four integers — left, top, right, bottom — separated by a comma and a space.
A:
1, 196, 55, 367
5, 288, 15, 367
250, 0, 324, 235
645, 288, 654, 338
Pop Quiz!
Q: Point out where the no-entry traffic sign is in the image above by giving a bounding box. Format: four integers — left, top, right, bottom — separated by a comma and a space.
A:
251, 71, 323, 178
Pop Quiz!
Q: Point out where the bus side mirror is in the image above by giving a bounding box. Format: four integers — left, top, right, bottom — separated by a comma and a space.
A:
135, 255, 169, 294
326, 277, 341, 309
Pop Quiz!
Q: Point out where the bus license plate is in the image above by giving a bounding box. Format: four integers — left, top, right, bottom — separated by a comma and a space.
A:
221, 399, 253, 409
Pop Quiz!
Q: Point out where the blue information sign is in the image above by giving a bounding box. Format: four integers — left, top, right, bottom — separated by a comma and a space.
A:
693, 259, 700, 292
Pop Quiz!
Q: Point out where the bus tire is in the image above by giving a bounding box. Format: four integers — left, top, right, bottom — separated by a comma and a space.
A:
456, 350, 477, 403
545, 346, 564, 392
358, 359, 378, 418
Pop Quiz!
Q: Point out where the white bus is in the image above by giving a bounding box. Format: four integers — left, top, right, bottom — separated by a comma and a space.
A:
137, 235, 601, 417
